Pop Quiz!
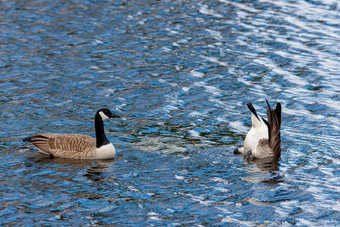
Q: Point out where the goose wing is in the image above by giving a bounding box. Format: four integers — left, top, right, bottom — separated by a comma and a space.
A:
266, 100, 282, 156
24, 133, 96, 159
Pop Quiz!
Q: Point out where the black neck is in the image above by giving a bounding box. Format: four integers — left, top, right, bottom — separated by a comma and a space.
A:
95, 114, 110, 148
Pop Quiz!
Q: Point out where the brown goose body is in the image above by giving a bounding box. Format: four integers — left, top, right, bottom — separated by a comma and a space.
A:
23, 108, 119, 160
23, 133, 100, 159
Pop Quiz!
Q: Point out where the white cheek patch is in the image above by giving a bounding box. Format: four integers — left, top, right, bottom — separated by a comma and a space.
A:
99, 111, 110, 121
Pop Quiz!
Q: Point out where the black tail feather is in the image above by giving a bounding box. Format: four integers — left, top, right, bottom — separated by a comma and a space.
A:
275, 102, 282, 129
247, 102, 260, 120
23, 134, 48, 142
23, 135, 35, 142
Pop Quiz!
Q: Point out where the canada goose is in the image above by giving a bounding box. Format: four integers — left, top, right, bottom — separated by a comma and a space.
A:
23, 108, 120, 159
234, 100, 281, 160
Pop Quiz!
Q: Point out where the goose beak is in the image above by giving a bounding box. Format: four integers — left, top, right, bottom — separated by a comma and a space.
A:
111, 113, 120, 118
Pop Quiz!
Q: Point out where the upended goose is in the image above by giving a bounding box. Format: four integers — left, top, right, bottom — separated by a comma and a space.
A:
234, 100, 282, 160
23, 108, 120, 159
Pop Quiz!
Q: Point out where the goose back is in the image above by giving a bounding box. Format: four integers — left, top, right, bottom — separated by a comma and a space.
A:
24, 133, 97, 159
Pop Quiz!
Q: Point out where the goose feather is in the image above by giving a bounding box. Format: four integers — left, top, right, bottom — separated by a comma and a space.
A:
23, 108, 119, 159
234, 100, 282, 159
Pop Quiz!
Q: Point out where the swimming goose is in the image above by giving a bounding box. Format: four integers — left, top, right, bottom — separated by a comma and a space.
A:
234, 100, 282, 160
23, 108, 120, 159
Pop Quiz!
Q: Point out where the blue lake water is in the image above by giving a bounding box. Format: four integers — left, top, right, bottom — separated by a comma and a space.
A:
1, 0, 339, 225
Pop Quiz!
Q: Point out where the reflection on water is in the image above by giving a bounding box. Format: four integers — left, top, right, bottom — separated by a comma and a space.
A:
246, 156, 280, 172
29, 155, 116, 182
0, 0, 339, 225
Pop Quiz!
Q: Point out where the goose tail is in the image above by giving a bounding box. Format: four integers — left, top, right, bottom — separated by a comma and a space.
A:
23, 134, 48, 142
266, 100, 282, 156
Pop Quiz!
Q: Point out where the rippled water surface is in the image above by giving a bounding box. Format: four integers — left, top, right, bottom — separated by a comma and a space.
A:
1, 0, 340, 225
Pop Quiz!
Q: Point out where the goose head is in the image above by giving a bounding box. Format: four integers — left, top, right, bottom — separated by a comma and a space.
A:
96, 108, 120, 121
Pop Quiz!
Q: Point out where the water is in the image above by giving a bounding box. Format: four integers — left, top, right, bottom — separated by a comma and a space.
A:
1, 0, 339, 225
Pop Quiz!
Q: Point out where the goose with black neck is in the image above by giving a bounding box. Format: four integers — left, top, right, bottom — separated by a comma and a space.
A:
23, 108, 120, 159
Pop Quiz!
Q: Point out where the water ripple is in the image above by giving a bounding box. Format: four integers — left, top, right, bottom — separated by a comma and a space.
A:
0, 0, 339, 225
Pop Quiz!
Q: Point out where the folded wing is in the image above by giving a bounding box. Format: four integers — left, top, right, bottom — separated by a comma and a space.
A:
23, 133, 96, 159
